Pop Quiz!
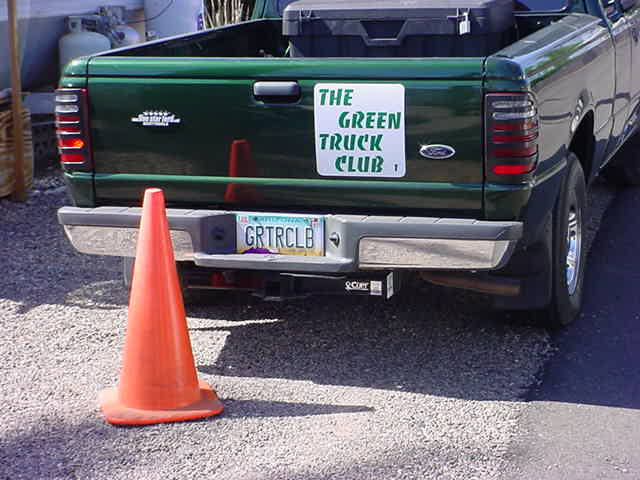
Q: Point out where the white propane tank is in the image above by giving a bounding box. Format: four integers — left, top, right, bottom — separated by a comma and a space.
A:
113, 24, 143, 47
59, 17, 111, 71
144, 0, 204, 39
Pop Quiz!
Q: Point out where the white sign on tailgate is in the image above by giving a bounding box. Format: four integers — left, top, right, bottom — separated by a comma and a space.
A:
314, 83, 406, 178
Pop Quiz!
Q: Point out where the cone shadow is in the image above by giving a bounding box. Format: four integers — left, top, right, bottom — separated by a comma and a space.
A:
218, 399, 374, 419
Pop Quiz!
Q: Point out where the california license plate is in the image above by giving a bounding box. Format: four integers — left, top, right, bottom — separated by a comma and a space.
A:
236, 213, 324, 256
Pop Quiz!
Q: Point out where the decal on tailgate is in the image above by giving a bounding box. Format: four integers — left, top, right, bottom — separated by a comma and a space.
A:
313, 83, 406, 178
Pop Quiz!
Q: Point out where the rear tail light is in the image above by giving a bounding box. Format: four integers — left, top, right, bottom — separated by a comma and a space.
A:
57, 126, 81, 135
55, 88, 92, 169
493, 164, 535, 175
57, 138, 85, 149
55, 93, 79, 103
55, 104, 80, 114
59, 153, 86, 164
485, 93, 539, 181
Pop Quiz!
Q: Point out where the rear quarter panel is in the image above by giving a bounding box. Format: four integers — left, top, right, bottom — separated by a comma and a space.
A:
484, 13, 614, 232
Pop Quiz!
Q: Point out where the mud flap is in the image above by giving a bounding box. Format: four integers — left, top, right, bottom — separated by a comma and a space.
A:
491, 212, 553, 310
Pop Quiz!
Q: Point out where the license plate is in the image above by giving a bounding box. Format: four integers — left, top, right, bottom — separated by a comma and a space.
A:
236, 213, 324, 256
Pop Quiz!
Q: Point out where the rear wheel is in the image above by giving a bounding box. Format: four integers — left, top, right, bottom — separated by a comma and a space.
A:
602, 133, 640, 186
534, 154, 587, 328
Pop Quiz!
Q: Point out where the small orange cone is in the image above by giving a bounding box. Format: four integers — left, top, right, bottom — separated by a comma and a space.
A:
224, 139, 261, 203
99, 188, 223, 425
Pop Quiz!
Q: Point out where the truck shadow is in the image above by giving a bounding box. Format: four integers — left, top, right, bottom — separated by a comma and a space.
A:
0, 189, 127, 315
192, 183, 639, 411
192, 278, 551, 403
6, 181, 636, 414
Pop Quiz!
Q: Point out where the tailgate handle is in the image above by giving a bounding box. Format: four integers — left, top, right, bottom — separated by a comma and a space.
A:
253, 81, 300, 103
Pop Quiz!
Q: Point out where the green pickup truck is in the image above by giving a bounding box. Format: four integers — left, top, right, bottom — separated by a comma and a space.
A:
56, 0, 640, 328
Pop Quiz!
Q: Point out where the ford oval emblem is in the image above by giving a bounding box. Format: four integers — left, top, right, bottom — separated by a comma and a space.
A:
419, 144, 456, 160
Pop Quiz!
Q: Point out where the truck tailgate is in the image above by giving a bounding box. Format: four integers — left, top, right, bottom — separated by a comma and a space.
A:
88, 57, 484, 214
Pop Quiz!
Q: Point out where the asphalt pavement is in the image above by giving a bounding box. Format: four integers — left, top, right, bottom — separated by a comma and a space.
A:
505, 186, 640, 479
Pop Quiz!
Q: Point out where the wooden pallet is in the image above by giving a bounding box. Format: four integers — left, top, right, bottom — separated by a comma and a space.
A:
0, 108, 34, 197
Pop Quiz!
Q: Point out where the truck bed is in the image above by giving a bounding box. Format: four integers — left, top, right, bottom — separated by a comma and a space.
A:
81, 18, 510, 215
60, 11, 603, 224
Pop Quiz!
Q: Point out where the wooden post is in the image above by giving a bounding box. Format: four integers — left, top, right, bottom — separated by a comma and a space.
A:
8, 0, 26, 202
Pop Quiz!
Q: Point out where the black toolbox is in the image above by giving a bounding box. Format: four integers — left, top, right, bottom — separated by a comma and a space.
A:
282, 0, 515, 58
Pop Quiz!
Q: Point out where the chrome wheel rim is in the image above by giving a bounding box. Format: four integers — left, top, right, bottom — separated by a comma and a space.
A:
566, 207, 582, 295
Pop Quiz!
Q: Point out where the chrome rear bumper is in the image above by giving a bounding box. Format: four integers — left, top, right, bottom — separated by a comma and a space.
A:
58, 206, 522, 273
358, 237, 514, 270
62, 225, 194, 261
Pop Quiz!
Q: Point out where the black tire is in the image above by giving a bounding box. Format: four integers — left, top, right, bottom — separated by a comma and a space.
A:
534, 153, 587, 329
602, 133, 640, 186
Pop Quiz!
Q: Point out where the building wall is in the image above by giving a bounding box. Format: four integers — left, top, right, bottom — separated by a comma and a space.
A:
0, 1, 144, 90
0, 1, 144, 21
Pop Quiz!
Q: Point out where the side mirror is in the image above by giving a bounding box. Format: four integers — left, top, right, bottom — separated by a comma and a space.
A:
621, 0, 638, 11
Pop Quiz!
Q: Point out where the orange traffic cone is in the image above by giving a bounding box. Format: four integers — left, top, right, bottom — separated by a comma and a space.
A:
224, 139, 262, 203
98, 188, 224, 425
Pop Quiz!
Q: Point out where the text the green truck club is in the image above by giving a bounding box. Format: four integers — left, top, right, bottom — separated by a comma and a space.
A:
314, 84, 406, 177
317, 88, 401, 173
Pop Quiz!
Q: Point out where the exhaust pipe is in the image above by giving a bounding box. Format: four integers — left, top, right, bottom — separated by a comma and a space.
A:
419, 271, 520, 296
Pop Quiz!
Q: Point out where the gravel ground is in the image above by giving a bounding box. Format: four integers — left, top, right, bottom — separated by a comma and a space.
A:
0, 170, 615, 480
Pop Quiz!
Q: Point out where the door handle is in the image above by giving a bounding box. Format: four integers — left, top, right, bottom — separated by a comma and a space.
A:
253, 81, 301, 103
